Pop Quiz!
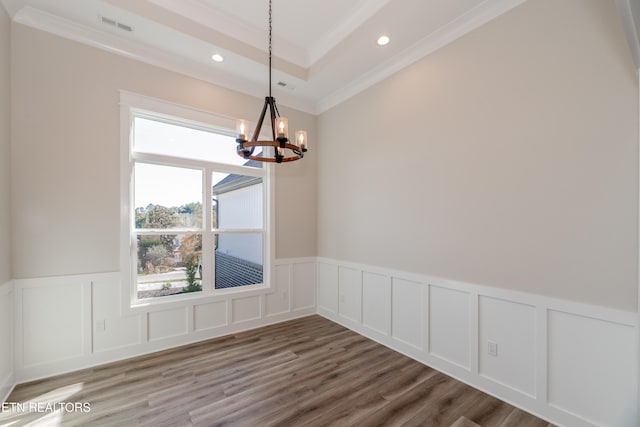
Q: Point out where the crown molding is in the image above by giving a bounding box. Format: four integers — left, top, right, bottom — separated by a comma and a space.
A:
0, 0, 27, 19
306, 0, 393, 66
148, 0, 309, 67
315, 0, 527, 113
12, 6, 316, 114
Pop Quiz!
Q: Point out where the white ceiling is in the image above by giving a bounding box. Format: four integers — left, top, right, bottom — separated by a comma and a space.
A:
1, 0, 526, 113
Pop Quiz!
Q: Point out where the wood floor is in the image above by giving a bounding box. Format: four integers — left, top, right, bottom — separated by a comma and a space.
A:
3, 315, 553, 427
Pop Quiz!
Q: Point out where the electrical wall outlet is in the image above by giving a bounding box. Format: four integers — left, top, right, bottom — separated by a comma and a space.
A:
488, 340, 498, 357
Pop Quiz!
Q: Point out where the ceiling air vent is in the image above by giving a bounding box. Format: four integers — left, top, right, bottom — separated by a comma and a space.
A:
277, 81, 296, 91
100, 15, 133, 32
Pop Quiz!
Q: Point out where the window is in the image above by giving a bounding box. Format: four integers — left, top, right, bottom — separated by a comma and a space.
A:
121, 94, 271, 305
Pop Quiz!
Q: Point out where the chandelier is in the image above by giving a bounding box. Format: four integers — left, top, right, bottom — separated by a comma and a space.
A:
235, 0, 308, 163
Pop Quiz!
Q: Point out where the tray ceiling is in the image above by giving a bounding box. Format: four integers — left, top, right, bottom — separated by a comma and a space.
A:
2, 0, 526, 113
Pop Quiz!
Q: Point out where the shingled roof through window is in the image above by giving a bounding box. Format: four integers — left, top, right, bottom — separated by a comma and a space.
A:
215, 251, 263, 289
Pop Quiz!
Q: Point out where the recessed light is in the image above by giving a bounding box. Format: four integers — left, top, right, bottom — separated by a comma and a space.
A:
377, 35, 390, 46
211, 54, 224, 62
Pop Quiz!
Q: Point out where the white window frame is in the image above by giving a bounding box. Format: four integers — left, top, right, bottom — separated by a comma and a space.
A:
119, 91, 275, 313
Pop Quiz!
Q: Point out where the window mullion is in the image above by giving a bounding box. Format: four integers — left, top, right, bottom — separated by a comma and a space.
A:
135, 228, 203, 235
212, 228, 264, 234
203, 167, 214, 293
133, 152, 266, 179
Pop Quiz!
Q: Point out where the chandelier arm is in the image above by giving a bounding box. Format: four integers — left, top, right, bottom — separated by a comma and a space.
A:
273, 102, 281, 119
268, 98, 278, 142
236, 146, 254, 159
251, 97, 270, 142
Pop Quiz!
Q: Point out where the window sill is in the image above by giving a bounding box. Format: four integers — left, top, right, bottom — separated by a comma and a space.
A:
126, 282, 273, 314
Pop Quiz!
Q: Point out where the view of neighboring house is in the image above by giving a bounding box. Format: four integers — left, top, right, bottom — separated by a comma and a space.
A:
211, 161, 264, 289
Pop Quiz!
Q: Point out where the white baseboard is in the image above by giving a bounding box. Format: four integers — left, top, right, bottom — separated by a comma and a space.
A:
0, 372, 14, 404
317, 257, 639, 427
0, 280, 14, 403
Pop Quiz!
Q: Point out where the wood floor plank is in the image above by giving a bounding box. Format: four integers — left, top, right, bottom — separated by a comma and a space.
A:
147, 350, 299, 407
3, 315, 553, 427
401, 379, 487, 426
461, 392, 515, 426
451, 416, 482, 427
377, 362, 439, 401
356, 372, 461, 426
499, 408, 552, 427
188, 363, 337, 424
251, 348, 411, 426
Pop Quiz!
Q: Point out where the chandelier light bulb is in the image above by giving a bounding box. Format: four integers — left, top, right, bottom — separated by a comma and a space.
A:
275, 117, 288, 139
235, 119, 249, 141
295, 130, 308, 151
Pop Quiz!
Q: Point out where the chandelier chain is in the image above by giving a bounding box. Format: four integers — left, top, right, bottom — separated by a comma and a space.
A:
268, 0, 272, 98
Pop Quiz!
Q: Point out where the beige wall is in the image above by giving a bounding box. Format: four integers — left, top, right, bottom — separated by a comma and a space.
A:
10, 24, 316, 279
0, 7, 10, 285
8, 0, 639, 311
318, 0, 639, 311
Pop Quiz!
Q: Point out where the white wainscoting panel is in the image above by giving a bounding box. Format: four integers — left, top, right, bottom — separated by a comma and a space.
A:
362, 272, 391, 335
292, 262, 315, 311
548, 309, 637, 427
429, 285, 470, 369
12, 258, 315, 383
92, 275, 141, 353
317, 262, 338, 313
338, 266, 362, 323
478, 296, 536, 397
266, 264, 291, 316
21, 279, 86, 368
0, 281, 14, 402
194, 301, 227, 331
148, 307, 188, 341
232, 296, 261, 323
315, 257, 639, 427
391, 278, 424, 350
